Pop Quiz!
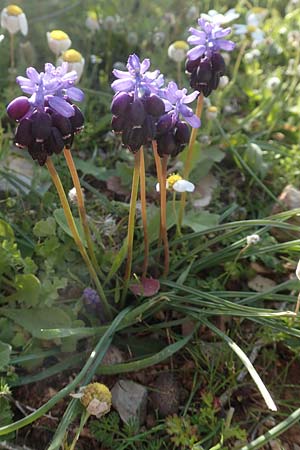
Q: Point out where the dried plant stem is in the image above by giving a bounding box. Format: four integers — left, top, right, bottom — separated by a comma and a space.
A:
161, 155, 169, 277
122, 151, 141, 303
139, 147, 149, 277
63, 148, 101, 275
45, 157, 112, 320
178, 93, 204, 231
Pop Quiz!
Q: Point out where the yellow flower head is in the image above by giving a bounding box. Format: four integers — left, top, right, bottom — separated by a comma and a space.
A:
50, 30, 70, 41
80, 382, 112, 410
172, 40, 189, 51
167, 174, 182, 190
6, 5, 23, 16
62, 49, 82, 63
88, 10, 98, 21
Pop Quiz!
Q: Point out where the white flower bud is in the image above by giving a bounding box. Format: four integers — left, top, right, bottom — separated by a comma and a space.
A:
246, 234, 260, 245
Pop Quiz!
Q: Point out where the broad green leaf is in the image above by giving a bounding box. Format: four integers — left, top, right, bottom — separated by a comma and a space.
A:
0, 220, 14, 241
33, 217, 56, 237
183, 211, 219, 232
14, 274, 41, 306
53, 208, 86, 246
1, 307, 72, 338
0, 341, 11, 370
147, 202, 179, 243
72, 158, 111, 181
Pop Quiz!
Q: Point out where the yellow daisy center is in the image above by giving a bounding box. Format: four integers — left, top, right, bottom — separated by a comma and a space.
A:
252, 7, 265, 14
7, 4, 23, 16
247, 24, 257, 33
167, 174, 182, 189
50, 30, 70, 41
63, 49, 82, 62
172, 40, 189, 51
88, 11, 98, 21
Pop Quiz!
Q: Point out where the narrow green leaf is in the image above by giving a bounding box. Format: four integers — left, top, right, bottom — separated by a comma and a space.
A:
200, 318, 277, 412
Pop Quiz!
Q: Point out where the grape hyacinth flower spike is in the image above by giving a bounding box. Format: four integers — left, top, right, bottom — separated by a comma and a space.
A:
8, 63, 85, 165
178, 16, 236, 232
111, 54, 165, 295
186, 18, 235, 96
155, 81, 200, 275
7, 63, 111, 319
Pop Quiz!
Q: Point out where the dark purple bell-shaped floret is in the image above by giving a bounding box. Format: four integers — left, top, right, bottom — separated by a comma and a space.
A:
144, 94, 165, 117
128, 99, 146, 126
174, 121, 190, 144
51, 112, 72, 139
28, 141, 48, 166
15, 118, 33, 148
111, 92, 132, 116
31, 111, 52, 142
45, 127, 65, 154
156, 113, 173, 135
69, 105, 84, 134
7, 96, 31, 121
186, 52, 226, 96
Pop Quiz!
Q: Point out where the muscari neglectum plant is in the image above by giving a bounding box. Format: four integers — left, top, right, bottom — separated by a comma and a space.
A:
6, 9, 299, 449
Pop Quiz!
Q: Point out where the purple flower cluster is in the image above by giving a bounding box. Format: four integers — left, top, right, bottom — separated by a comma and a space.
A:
186, 18, 235, 96
111, 54, 200, 156
83, 287, 106, 323
156, 82, 200, 157
7, 63, 85, 166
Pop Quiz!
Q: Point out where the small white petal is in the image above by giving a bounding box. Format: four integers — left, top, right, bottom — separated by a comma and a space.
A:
173, 180, 195, 193
18, 13, 28, 36
296, 260, 300, 281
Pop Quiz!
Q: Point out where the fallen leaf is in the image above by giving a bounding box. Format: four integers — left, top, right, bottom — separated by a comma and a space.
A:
129, 277, 160, 297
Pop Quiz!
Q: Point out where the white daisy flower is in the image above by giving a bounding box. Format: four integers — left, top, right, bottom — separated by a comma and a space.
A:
201, 8, 240, 24
57, 49, 85, 82
168, 40, 189, 63
234, 8, 267, 44
47, 29, 71, 56
1, 4, 28, 36
156, 174, 195, 193
85, 11, 100, 32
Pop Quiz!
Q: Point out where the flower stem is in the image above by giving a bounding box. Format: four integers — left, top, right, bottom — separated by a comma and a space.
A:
139, 147, 149, 278
9, 33, 14, 70
63, 148, 101, 276
122, 151, 141, 304
178, 92, 204, 232
152, 140, 163, 246
177, 61, 182, 86
231, 39, 248, 85
45, 157, 112, 320
161, 155, 169, 277
69, 410, 90, 450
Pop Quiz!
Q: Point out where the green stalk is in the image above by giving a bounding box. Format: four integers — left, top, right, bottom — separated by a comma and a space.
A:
161, 155, 169, 277
178, 93, 204, 231
122, 151, 141, 304
45, 158, 112, 320
240, 408, 300, 450
139, 147, 149, 277
63, 148, 101, 276
69, 411, 90, 450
